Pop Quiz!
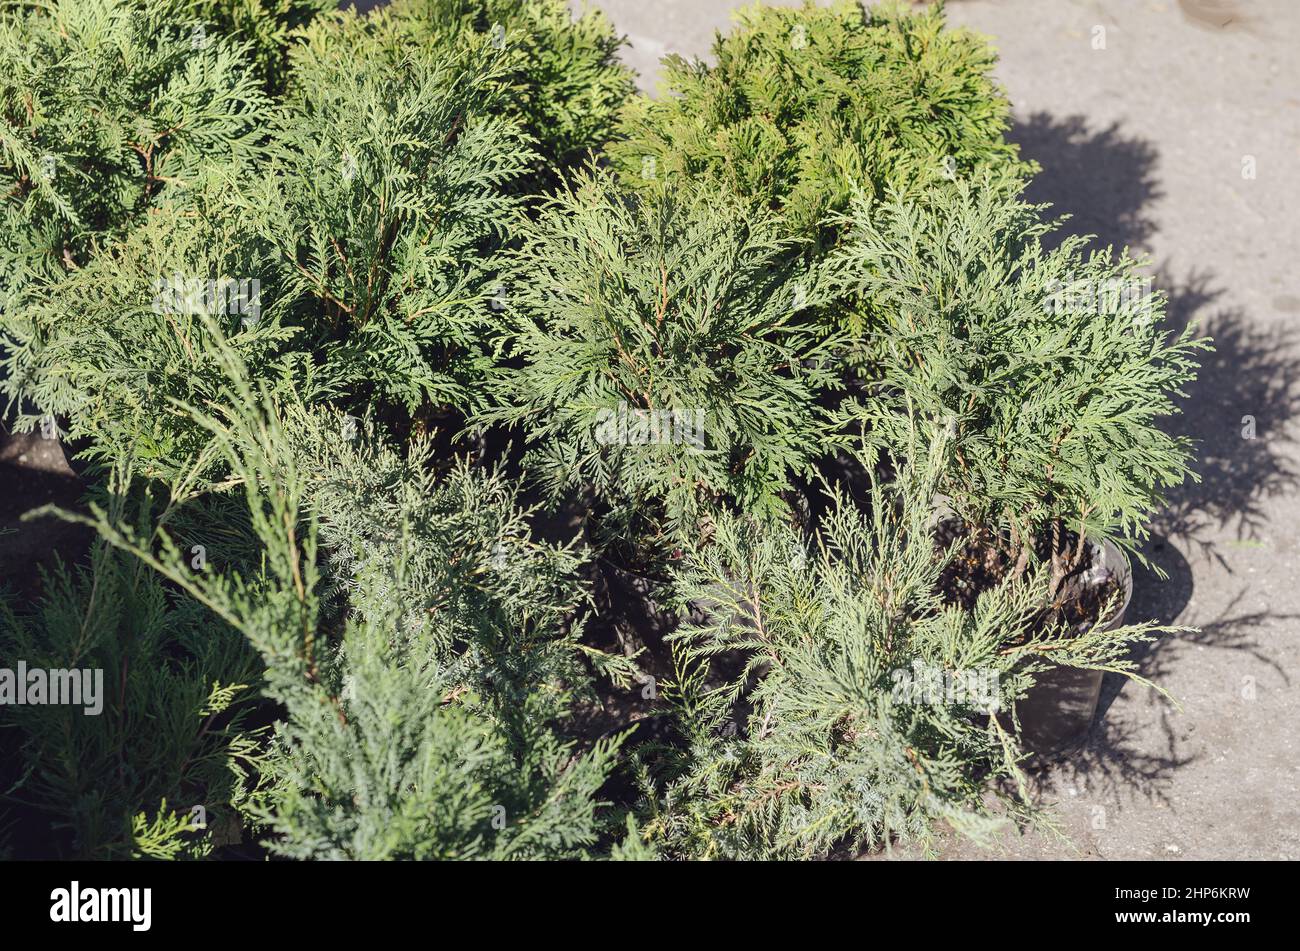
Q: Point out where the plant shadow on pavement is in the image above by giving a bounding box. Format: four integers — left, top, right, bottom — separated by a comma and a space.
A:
1006, 111, 1300, 808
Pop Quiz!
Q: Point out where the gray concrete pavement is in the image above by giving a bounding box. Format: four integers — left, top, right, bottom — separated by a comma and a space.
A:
589, 0, 1300, 859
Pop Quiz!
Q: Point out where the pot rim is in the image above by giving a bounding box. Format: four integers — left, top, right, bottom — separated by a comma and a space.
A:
1092, 536, 1135, 633
930, 513, 1136, 631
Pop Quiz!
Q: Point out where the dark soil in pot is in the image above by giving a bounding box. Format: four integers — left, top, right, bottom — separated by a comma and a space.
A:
933, 518, 1135, 759
935, 519, 1127, 629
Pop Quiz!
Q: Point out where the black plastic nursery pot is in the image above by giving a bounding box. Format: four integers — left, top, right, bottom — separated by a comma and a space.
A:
1014, 538, 1134, 759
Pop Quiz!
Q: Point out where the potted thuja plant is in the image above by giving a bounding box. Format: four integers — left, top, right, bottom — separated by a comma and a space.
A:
478, 167, 843, 653
831, 176, 1211, 754
651, 451, 1194, 859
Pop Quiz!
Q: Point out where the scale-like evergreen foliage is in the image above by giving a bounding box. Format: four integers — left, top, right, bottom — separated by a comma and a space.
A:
351, 0, 634, 187
830, 176, 1210, 581
40, 335, 634, 858
2, 0, 630, 460
480, 167, 843, 557
642, 450, 1183, 859
244, 15, 534, 418
0, 0, 1207, 863
0, 0, 270, 294
176, 0, 335, 92
1, 520, 266, 859
0, 0, 645, 861
2, 198, 302, 484
610, 0, 1033, 256
286, 404, 639, 729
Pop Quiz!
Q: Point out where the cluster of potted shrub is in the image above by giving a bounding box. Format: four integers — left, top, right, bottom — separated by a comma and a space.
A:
0, 0, 1206, 860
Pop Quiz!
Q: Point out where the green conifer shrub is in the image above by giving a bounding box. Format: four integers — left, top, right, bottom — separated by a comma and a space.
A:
351, 0, 635, 188
1, 8, 530, 477
640, 450, 1183, 859
284, 402, 639, 729
479, 167, 843, 561
244, 16, 534, 421
0, 526, 267, 859
829, 176, 1210, 608
0, 0, 1209, 864
2, 0, 630, 468
176, 0, 336, 92
1, 198, 303, 485
0, 0, 271, 293
40, 340, 635, 858
609, 0, 1033, 261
